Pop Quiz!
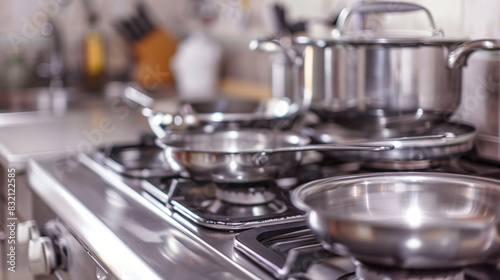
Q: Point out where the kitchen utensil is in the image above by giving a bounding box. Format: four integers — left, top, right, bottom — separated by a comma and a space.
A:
114, 3, 177, 87
93, 144, 174, 179
133, 28, 177, 87
172, 30, 222, 101
292, 172, 500, 268
252, 1, 500, 133
137, 3, 155, 32
305, 121, 477, 169
253, 3, 339, 102
271, 3, 307, 34
124, 85, 308, 138
155, 129, 392, 183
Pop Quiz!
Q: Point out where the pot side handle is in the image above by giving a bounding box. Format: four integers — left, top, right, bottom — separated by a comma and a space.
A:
124, 85, 193, 139
447, 39, 500, 69
249, 36, 303, 66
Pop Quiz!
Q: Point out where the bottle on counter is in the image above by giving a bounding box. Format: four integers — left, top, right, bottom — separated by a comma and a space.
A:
172, 30, 222, 101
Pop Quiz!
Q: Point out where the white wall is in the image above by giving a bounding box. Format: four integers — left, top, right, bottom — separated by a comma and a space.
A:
0, 0, 470, 46
0, 0, 498, 85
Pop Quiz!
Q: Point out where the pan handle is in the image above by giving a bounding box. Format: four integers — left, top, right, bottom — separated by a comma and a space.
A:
123, 84, 183, 121
249, 35, 303, 66
252, 144, 394, 166
124, 85, 156, 109
447, 39, 500, 69
345, 134, 450, 144
124, 85, 199, 138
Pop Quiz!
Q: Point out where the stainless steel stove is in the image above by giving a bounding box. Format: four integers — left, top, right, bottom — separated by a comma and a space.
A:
25, 138, 500, 280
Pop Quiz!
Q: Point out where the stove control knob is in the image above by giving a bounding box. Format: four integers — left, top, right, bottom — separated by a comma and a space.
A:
28, 236, 57, 276
17, 220, 40, 246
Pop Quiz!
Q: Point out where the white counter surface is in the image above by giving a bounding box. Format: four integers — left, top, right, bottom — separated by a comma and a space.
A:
0, 99, 149, 170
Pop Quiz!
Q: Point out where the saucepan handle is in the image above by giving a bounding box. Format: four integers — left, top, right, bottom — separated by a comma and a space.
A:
336, 1, 439, 34
447, 39, 500, 69
249, 35, 309, 111
347, 134, 450, 144
124, 85, 197, 138
249, 36, 283, 53
249, 35, 303, 66
124, 85, 156, 110
252, 144, 394, 165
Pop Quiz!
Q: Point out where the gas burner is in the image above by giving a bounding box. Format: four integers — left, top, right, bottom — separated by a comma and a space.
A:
94, 143, 174, 178
360, 158, 451, 170
214, 183, 278, 205
201, 184, 287, 217
338, 262, 467, 280
142, 178, 304, 230
235, 222, 339, 279
202, 198, 287, 218
336, 261, 500, 280
453, 154, 500, 179
236, 222, 500, 280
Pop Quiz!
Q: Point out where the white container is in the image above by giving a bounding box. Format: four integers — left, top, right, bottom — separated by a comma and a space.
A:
172, 30, 222, 101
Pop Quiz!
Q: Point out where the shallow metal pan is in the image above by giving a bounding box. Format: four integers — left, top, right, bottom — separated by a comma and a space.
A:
155, 129, 392, 183
292, 172, 500, 269
304, 121, 477, 169
124, 86, 307, 138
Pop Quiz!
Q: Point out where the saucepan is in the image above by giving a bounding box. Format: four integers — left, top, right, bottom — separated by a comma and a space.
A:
292, 172, 500, 268
155, 129, 393, 183
252, 1, 500, 132
124, 86, 309, 138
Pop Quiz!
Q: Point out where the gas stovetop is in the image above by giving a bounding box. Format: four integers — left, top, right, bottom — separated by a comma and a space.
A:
86, 140, 500, 280
235, 222, 500, 280
142, 177, 304, 230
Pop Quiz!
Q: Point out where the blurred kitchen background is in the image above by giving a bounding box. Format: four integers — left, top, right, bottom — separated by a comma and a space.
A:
0, 0, 496, 95
0, 0, 498, 135
1, 1, 500, 279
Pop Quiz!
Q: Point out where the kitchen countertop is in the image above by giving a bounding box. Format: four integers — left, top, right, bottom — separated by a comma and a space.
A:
0, 84, 274, 280
0, 86, 151, 171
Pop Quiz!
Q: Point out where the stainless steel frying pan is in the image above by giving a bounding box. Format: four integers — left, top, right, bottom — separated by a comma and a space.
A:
155, 129, 392, 183
124, 85, 307, 138
303, 121, 477, 170
292, 172, 500, 268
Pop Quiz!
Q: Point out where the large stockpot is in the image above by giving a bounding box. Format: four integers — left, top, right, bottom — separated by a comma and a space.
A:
252, 1, 500, 132
292, 172, 500, 269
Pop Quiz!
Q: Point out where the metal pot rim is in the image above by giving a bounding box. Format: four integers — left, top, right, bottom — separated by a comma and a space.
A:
292, 34, 469, 47
308, 122, 477, 148
155, 129, 311, 154
292, 171, 500, 226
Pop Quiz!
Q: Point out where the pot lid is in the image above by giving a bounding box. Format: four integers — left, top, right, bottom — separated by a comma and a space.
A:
293, 1, 469, 46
